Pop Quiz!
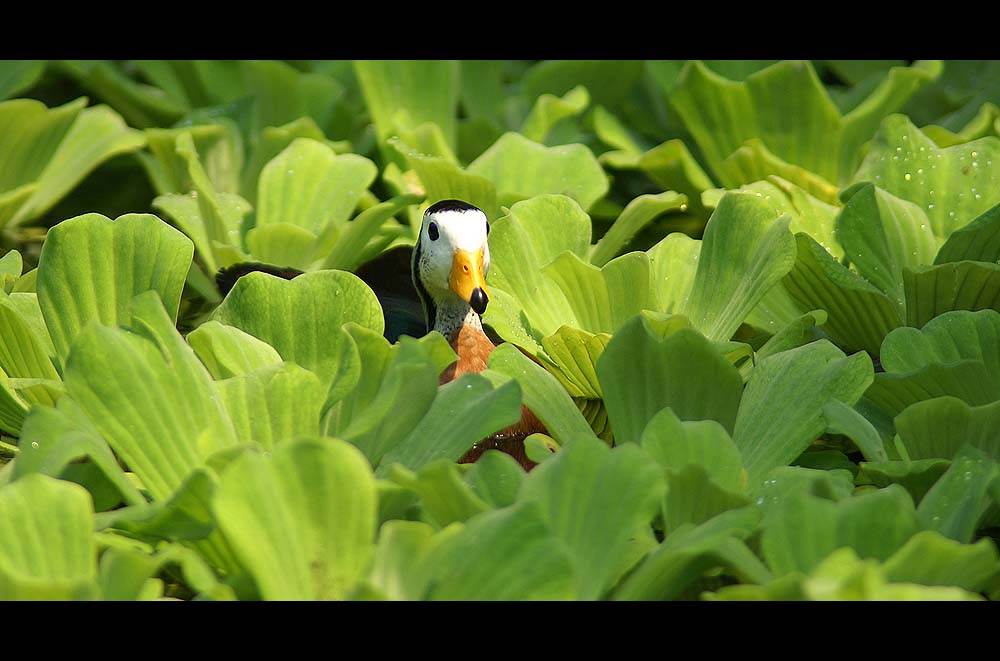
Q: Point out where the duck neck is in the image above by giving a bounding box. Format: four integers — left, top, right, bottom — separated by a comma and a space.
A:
433, 300, 483, 340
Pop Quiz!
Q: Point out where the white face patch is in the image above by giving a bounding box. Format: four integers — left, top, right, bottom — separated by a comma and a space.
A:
417, 206, 491, 302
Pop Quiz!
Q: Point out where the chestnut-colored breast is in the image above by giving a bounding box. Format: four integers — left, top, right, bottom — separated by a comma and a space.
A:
441, 324, 545, 470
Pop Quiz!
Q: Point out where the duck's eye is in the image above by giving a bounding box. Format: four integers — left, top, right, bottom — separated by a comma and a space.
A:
486, 221, 490, 236
428, 222, 439, 241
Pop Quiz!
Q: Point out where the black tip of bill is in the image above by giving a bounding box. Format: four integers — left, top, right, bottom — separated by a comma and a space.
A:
470, 287, 489, 315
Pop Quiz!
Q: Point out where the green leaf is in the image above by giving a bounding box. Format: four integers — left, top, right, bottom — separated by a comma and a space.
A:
98, 468, 216, 541
211, 270, 384, 392
866, 361, 1000, 425
517, 435, 665, 599
915, 446, 999, 542
388, 138, 496, 220
14, 400, 144, 507
376, 374, 522, 476
683, 192, 797, 342
903, 261, 1000, 328
520, 85, 589, 143
753, 309, 827, 360
0, 474, 97, 600
241, 60, 343, 139
0, 372, 28, 436
354, 60, 460, 154
326, 328, 444, 467
895, 397, 1000, 461
852, 114, 1000, 241
64, 293, 238, 502
603, 138, 714, 219
367, 520, 441, 601
881, 309, 1000, 378
535, 326, 610, 399
218, 362, 324, 451
542, 251, 652, 334
0, 60, 45, 99
935, 200, 1000, 264
245, 223, 317, 270
186, 320, 283, 379
422, 502, 576, 600
753, 465, 855, 515
240, 116, 330, 204
590, 192, 687, 268
883, 530, 999, 592
142, 122, 243, 196
647, 231, 701, 314
0, 98, 83, 195
36, 212, 194, 367
0, 98, 144, 228
523, 60, 644, 109
660, 464, 752, 533
255, 137, 376, 235
320, 193, 424, 271
598, 317, 744, 444
799, 548, 981, 601
822, 399, 888, 462
465, 450, 526, 509
784, 233, 903, 354
760, 485, 917, 576
733, 340, 873, 484
704, 177, 841, 259
640, 408, 746, 494
721, 139, 840, 204
836, 184, 937, 314
212, 437, 377, 600
855, 459, 950, 505
387, 461, 489, 529
0, 294, 59, 385
612, 507, 767, 601
483, 343, 595, 443
485, 194, 591, 340
173, 131, 250, 262
17, 104, 145, 224
468, 132, 609, 211
670, 61, 938, 188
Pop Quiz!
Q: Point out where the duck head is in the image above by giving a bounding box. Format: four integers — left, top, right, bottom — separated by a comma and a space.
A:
412, 200, 491, 335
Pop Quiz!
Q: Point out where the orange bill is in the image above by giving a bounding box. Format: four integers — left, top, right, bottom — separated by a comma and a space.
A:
449, 249, 490, 313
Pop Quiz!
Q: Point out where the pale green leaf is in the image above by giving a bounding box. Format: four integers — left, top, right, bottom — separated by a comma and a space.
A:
36, 212, 194, 366
255, 137, 376, 235
186, 320, 283, 380
482, 343, 594, 443
590, 192, 687, 267
63, 293, 238, 502
684, 192, 797, 342
0, 473, 97, 600
851, 114, 1000, 240
518, 435, 665, 599
598, 317, 744, 444
468, 132, 609, 211
212, 437, 377, 600
218, 362, 324, 450
210, 270, 384, 392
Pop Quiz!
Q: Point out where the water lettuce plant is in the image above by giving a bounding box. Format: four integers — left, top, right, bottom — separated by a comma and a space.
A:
1, 59, 1000, 601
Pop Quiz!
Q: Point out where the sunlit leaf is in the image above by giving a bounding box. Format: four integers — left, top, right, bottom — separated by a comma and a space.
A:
0, 474, 97, 600
213, 437, 377, 600
36, 212, 194, 367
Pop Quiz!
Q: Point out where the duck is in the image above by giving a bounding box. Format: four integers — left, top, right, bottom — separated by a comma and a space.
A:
216, 199, 544, 470
412, 199, 545, 470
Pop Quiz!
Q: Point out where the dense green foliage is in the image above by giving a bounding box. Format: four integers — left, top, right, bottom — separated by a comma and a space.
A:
1, 59, 1000, 600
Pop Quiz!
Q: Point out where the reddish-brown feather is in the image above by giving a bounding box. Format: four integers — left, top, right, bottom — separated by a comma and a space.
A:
440, 324, 545, 471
